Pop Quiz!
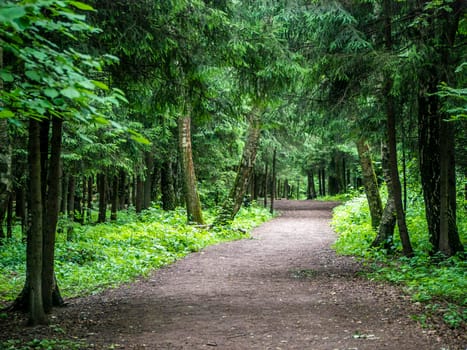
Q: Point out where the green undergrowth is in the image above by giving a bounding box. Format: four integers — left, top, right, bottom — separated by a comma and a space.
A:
0, 204, 271, 305
331, 194, 466, 328
0, 339, 86, 350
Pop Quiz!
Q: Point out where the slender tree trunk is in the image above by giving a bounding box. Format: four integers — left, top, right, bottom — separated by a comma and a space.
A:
217, 110, 261, 224
284, 179, 289, 199
161, 160, 176, 211
382, 2, 413, 257
178, 107, 204, 224
0, 47, 12, 242
135, 175, 144, 213
6, 193, 13, 239
26, 119, 47, 325
356, 138, 383, 230
307, 169, 316, 199
61, 173, 69, 215
42, 117, 64, 312
270, 147, 276, 214
97, 173, 107, 223
263, 163, 268, 207
143, 151, 154, 210
372, 142, 396, 249
87, 176, 93, 221
110, 175, 119, 221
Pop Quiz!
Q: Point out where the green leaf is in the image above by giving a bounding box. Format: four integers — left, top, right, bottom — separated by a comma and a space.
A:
68, 1, 95, 11
25, 70, 41, 82
0, 6, 26, 22
60, 86, 81, 99
0, 70, 14, 82
44, 88, 59, 98
91, 80, 109, 90
0, 109, 15, 118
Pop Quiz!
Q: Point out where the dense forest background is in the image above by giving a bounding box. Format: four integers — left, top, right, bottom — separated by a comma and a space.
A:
0, 0, 465, 327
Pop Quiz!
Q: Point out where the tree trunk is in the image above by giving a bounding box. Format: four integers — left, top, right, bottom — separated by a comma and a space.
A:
42, 117, 64, 312
372, 142, 396, 249
0, 47, 12, 242
417, 0, 463, 256
87, 176, 93, 221
382, 1, 413, 257
307, 169, 316, 199
178, 108, 204, 224
66, 175, 76, 240
97, 173, 107, 223
143, 151, 154, 210
216, 111, 261, 224
356, 138, 383, 230
26, 119, 47, 325
110, 175, 119, 221
263, 162, 268, 207
60, 173, 69, 215
161, 160, 176, 211
270, 147, 276, 214
135, 175, 144, 213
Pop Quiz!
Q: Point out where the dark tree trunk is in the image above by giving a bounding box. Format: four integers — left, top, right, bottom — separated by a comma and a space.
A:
60, 173, 69, 215
417, 0, 464, 256
135, 175, 144, 213
87, 176, 93, 221
270, 147, 276, 214
97, 173, 107, 223
110, 175, 119, 221
26, 119, 47, 325
6, 193, 13, 239
216, 110, 261, 224
356, 138, 383, 230
284, 179, 289, 199
161, 161, 176, 211
263, 162, 268, 207
143, 151, 154, 210
372, 142, 396, 249
382, 2, 413, 257
0, 48, 12, 242
307, 169, 316, 199
42, 117, 64, 312
178, 107, 204, 224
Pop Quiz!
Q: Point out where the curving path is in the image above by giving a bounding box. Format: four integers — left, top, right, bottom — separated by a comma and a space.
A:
2, 200, 463, 349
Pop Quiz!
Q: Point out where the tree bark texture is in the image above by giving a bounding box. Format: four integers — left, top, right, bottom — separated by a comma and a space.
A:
270, 147, 276, 214
178, 110, 204, 224
382, 1, 413, 257
26, 120, 47, 325
161, 160, 176, 211
372, 142, 396, 249
356, 138, 383, 230
97, 173, 107, 223
42, 117, 64, 312
110, 175, 119, 221
0, 47, 12, 241
216, 110, 261, 224
307, 170, 316, 199
417, 0, 463, 255
143, 151, 154, 210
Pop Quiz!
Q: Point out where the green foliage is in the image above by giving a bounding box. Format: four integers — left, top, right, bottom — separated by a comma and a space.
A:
1, 338, 86, 350
331, 193, 466, 328
0, 0, 125, 125
0, 205, 270, 303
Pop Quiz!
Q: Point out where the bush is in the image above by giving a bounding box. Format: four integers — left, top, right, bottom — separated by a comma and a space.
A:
331, 193, 466, 328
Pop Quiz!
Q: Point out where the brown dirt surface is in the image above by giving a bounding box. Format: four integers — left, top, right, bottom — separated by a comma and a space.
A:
1, 200, 465, 349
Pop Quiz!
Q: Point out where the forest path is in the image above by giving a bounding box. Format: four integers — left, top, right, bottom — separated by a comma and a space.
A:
63, 199, 455, 350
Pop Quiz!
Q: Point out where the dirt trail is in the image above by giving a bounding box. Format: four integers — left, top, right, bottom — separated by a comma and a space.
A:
2, 200, 464, 349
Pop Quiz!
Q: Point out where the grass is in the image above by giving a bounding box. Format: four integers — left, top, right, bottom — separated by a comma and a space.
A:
331, 192, 466, 328
0, 204, 271, 350
0, 204, 271, 304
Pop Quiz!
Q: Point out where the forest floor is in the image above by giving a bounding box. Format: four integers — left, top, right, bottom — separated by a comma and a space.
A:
1, 200, 465, 349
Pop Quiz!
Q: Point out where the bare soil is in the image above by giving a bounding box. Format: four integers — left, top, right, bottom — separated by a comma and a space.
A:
1, 200, 465, 349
